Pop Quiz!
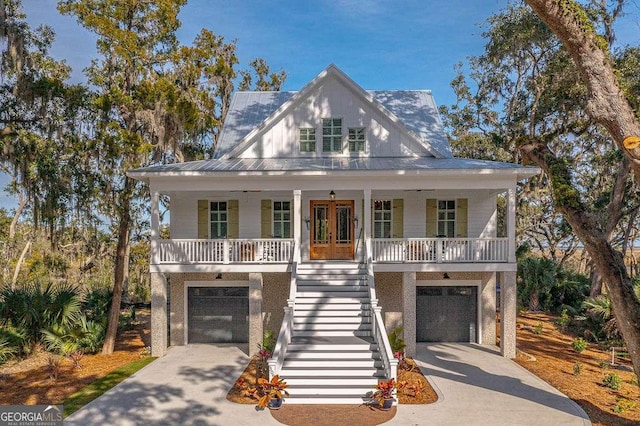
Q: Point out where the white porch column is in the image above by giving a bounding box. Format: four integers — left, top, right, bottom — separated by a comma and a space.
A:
364, 188, 372, 260
293, 190, 301, 263
150, 272, 168, 357
507, 187, 516, 263
150, 186, 160, 265
402, 272, 417, 357
500, 271, 517, 358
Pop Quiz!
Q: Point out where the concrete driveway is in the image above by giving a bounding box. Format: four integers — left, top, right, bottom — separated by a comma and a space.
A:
397, 343, 591, 426
65, 343, 590, 426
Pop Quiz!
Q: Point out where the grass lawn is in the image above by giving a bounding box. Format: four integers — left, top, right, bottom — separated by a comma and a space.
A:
63, 356, 157, 417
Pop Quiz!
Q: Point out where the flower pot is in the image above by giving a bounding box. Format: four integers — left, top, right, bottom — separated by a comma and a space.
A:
380, 398, 394, 410
269, 397, 283, 410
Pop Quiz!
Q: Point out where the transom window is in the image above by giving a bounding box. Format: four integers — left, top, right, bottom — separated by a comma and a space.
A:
348, 128, 365, 152
373, 200, 392, 238
273, 201, 291, 238
322, 118, 342, 152
437, 200, 456, 237
210, 201, 227, 238
299, 128, 316, 153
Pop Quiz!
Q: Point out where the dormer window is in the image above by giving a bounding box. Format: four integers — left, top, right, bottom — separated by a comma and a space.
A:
322, 118, 342, 152
348, 128, 365, 152
299, 128, 316, 153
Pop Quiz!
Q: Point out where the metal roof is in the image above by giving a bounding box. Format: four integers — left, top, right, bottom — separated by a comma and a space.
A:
129, 156, 536, 175
214, 89, 452, 159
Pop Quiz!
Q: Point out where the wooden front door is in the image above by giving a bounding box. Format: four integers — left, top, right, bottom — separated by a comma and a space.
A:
310, 200, 355, 260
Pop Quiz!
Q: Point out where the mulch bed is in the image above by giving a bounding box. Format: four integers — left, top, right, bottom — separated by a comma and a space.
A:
515, 312, 640, 426
0, 310, 151, 405
227, 355, 437, 425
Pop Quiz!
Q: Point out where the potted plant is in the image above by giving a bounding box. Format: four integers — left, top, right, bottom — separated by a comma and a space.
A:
372, 378, 406, 410
256, 375, 289, 410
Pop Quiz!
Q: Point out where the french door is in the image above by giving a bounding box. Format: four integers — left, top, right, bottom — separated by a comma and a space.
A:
310, 200, 354, 260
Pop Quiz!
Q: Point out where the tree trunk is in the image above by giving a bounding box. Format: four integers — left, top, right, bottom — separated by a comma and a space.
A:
9, 193, 26, 241
524, 0, 640, 181
529, 291, 541, 312
520, 140, 640, 378
11, 240, 31, 289
101, 176, 134, 355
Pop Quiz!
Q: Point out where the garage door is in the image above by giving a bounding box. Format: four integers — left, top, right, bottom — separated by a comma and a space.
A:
187, 287, 249, 344
416, 286, 477, 342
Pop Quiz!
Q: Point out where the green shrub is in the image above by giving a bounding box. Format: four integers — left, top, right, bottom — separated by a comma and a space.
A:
42, 315, 106, 355
630, 375, 638, 387
613, 398, 636, 413
571, 337, 588, 353
603, 373, 622, 390
389, 327, 406, 354
598, 359, 610, 370
84, 288, 113, 324
533, 322, 543, 335
262, 329, 276, 353
572, 361, 581, 376
555, 308, 571, 329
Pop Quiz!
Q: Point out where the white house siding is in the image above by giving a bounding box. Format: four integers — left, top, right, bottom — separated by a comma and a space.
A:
238, 77, 422, 159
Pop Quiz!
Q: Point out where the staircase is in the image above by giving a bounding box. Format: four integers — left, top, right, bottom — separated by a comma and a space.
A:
280, 262, 385, 404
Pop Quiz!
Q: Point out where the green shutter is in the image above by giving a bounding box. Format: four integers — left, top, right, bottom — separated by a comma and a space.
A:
197, 200, 209, 238
227, 200, 239, 238
392, 199, 404, 238
261, 199, 272, 238
456, 198, 468, 237
426, 199, 437, 237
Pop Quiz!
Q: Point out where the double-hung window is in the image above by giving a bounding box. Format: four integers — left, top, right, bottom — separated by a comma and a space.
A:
322, 118, 342, 152
373, 200, 392, 238
437, 200, 456, 237
348, 127, 365, 152
210, 201, 227, 238
299, 128, 316, 153
273, 201, 291, 238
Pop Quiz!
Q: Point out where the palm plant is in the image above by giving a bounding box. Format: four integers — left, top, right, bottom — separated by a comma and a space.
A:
518, 257, 556, 312
0, 281, 82, 351
583, 295, 620, 340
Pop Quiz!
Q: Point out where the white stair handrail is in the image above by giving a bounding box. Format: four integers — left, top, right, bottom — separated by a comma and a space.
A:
364, 242, 398, 383
268, 252, 297, 379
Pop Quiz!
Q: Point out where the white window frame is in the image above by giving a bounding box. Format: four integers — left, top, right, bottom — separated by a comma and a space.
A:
322, 118, 343, 153
373, 199, 392, 238
437, 200, 456, 238
348, 127, 366, 152
273, 201, 291, 238
299, 128, 316, 153
209, 201, 228, 239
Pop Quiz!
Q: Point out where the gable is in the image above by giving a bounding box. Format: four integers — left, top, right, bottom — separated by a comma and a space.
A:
217, 65, 453, 160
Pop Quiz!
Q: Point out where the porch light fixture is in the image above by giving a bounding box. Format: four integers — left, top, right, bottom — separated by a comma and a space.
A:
443, 273, 450, 279
353, 215, 359, 227
329, 190, 336, 200
304, 216, 310, 230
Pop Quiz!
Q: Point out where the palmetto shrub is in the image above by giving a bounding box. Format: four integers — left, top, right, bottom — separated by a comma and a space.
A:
42, 314, 106, 355
0, 281, 82, 352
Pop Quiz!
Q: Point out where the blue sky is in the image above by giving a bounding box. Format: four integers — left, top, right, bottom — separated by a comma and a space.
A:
2, 0, 639, 211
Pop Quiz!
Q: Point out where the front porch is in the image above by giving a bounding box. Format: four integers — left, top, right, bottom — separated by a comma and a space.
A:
153, 236, 510, 270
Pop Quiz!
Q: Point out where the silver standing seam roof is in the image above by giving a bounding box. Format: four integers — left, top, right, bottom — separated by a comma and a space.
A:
128, 67, 538, 178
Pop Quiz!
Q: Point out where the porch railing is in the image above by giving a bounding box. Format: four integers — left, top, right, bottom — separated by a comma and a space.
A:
372, 238, 508, 263
268, 260, 297, 379
156, 238, 294, 264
